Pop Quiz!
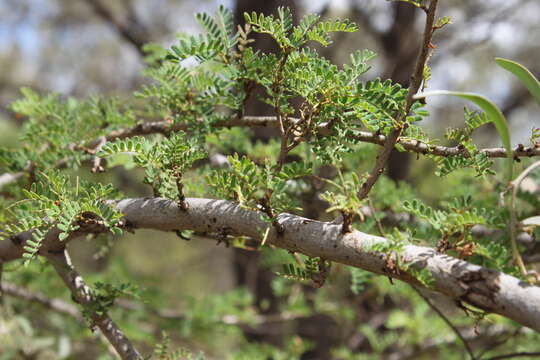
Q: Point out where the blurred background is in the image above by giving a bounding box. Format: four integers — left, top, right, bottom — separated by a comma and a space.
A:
1, 0, 540, 359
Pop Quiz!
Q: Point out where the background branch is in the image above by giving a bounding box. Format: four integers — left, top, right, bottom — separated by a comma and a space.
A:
412, 286, 476, 359
84, 0, 149, 56
46, 250, 143, 360
1, 281, 82, 321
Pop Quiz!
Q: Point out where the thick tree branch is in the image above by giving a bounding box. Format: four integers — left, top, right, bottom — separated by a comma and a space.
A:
2, 197, 540, 332
46, 250, 143, 360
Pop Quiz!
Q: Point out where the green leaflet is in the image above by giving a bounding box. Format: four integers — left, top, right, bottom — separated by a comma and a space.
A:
415, 90, 513, 181
496, 57, 540, 107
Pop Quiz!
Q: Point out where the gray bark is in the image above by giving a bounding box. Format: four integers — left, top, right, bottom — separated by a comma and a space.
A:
1, 197, 539, 332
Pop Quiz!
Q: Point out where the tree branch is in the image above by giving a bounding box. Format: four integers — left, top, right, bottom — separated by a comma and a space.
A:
358, 0, 439, 201
399, 323, 526, 360
0, 171, 25, 188
1, 280, 301, 331
1, 114, 538, 192
84, 0, 149, 56
98, 116, 540, 159
485, 352, 540, 360
46, 250, 143, 360
2, 197, 540, 332
412, 286, 477, 359
1, 281, 83, 321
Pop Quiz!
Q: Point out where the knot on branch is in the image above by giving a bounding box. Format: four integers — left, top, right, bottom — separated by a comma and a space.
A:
457, 269, 501, 311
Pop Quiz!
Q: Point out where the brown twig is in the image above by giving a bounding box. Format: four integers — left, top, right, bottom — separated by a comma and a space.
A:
358, 0, 439, 201
484, 352, 540, 360
508, 160, 540, 280
100, 116, 540, 158
311, 258, 330, 288
273, 51, 292, 172
1, 280, 304, 332
84, 0, 149, 56
1, 115, 539, 192
412, 286, 477, 360
368, 198, 386, 237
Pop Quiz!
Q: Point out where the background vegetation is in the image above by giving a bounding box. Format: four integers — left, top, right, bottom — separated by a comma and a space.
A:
1, 1, 540, 359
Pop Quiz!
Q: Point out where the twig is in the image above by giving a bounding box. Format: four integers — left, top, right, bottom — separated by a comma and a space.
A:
84, 0, 148, 56
1, 115, 539, 192
484, 352, 540, 360
90, 136, 107, 173
475, 327, 523, 359
412, 286, 477, 360
367, 198, 385, 237
1, 281, 82, 321
1, 280, 304, 331
508, 160, 540, 280
358, 0, 439, 201
1, 280, 119, 357
396, 324, 523, 360
273, 51, 292, 172
46, 250, 143, 360
100, 116, 540, 159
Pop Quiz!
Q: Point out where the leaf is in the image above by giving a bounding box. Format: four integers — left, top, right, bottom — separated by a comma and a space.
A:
415, 90, 513, 181
522, 215, 540, 227
495, 57, 540, 107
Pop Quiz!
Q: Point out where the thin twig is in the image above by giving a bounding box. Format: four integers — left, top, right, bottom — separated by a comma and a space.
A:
84, 0, 148, 56
412, 286, 477, 360
1, 115, 539, 192
274, 52, 292, 172
367, 198, 385, 237
100, 116, 540, 159
484, 352, 540, 360
1, 281, 82, 321
358, 0, 439, 201
1, 280, 303, 328
102, 116, 540, 158
475, 327, 523, 359
508, 160, 540, 280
